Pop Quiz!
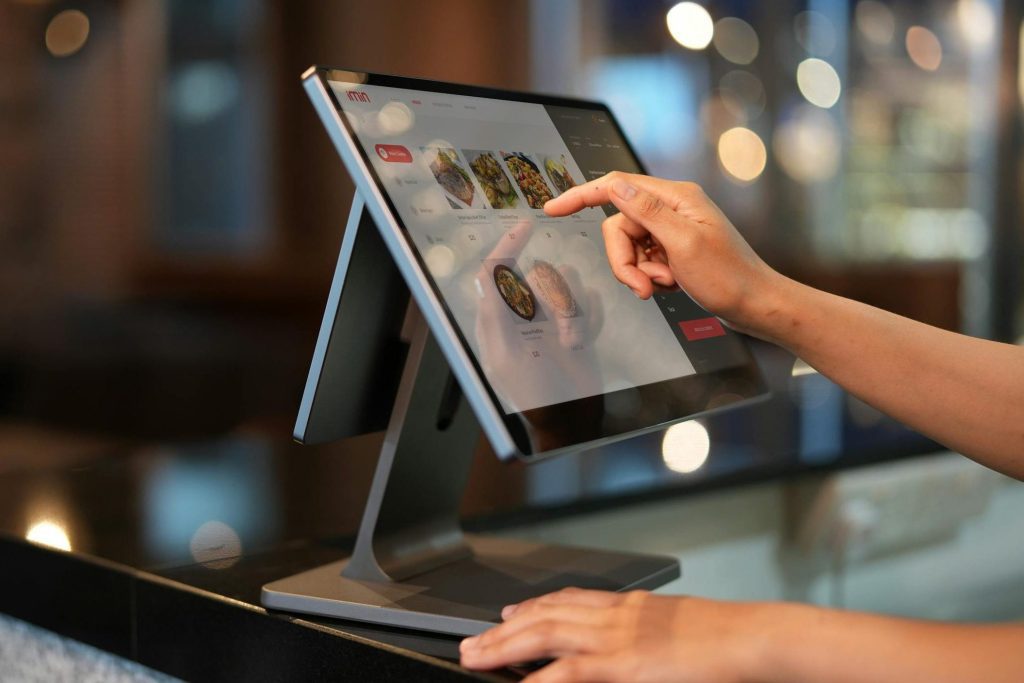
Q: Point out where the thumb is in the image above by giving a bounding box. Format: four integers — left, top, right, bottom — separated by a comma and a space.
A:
607, 179, 678, 244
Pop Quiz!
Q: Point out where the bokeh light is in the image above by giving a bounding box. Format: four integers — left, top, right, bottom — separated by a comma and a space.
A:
956, 0, 996, 47
717, 126, 767, 183
661, 421, 710, 474
791, 357, 818, 377
713, 17, 758, 65
666, 2, 714, 51
855, 0, 896, 46
26, 520, 72, 551
45, 9, 90, 58
796, 58, 842, 109
906, 26, 943, 71
377, 101, 414, 135
774, 105, 842, 183
190, 520, 242, 570
170, 62, 240, 124
424, 244, 456, 279
794, 11, 837, 56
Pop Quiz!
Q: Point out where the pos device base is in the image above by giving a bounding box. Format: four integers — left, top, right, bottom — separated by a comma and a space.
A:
261, 198, 680, 636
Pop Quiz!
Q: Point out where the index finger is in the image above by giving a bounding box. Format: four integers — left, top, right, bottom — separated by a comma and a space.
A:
543, 172, 683, 217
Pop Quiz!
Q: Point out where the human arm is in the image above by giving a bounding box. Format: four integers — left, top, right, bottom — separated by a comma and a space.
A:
459, 588, 1024, 683
543, 172, 1024, 479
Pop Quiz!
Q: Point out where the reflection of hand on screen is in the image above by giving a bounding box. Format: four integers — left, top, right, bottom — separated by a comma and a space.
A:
474, 219, 603, 414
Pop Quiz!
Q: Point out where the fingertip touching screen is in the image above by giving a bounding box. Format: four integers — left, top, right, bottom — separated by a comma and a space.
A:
319, 70, 766, 457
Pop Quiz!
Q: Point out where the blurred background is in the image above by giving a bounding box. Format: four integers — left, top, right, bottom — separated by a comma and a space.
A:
1, 0, 1021, 441
1, 0, 1023, 638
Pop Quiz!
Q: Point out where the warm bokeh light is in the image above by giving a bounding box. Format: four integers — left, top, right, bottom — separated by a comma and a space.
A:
45, 9, 90, 58
956, 0, 996, 47
666, 2, 714, 51
774, 105, 842, 183
717, 127, 767, 183
713, 17, 758, 65
661, 421, 710, 474
796, 58, 842, 109
906, 26, 943, 71
26, 520, 72, 551
855, 0, 895, 46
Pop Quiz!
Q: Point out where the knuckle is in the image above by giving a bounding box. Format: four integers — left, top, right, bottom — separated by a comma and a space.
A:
636, 193, 664, 218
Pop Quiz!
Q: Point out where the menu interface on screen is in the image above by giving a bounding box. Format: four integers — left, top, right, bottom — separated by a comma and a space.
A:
330, 80, 750, 414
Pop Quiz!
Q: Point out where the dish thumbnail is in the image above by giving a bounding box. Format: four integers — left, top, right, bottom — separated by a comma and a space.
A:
424, 147, 477, 208
493, 264, 536, 321
465, 150, 519, 209
529, 260, 579, 318
501, 152, 555, 209
543, 155, 577, 196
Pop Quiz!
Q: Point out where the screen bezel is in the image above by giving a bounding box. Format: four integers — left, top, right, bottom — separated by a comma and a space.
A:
308, 66, 769, 460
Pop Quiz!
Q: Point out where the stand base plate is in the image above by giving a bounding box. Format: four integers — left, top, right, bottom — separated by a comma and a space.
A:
262, 535, 680, 636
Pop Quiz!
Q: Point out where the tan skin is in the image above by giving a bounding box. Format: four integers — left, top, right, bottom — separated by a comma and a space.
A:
460, 172, 1024, 682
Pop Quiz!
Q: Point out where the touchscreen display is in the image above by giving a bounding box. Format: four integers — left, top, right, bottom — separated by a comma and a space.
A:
329, 79, 752, 417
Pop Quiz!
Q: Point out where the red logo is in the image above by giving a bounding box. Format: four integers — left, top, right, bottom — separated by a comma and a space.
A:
678, 317, 726, 341
346, 91, 370, 103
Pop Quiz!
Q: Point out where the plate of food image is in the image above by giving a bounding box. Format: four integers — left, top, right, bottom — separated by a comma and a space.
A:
465, 150, 519, 209
425, 147, 481, 209
492, 264, 536, 321
501, 152, 555, 209
542, 155, 577, 196
528, 260, 580, 318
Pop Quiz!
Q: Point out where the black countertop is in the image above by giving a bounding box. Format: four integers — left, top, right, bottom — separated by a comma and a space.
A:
0, 341, 938, 680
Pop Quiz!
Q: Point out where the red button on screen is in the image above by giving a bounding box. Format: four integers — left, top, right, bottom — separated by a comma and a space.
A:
678, 317, 726, 341
375, 144, 413, 163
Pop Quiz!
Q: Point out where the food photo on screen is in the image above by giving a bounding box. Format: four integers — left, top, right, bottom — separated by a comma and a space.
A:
464, 149, 521, 209
421, 146, 483, 209
500, 151, 556, 208
540, 154, 579, 196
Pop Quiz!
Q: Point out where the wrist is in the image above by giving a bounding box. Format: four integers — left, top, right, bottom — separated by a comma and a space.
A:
736, 272, 812, 349
738, 602, 823, 683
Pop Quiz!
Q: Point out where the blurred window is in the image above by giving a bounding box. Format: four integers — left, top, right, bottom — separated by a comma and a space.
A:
158, 0, 271, 255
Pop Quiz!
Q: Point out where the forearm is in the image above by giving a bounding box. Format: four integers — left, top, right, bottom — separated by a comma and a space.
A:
749, 276, 1024, 478
753, 603, 1024, 683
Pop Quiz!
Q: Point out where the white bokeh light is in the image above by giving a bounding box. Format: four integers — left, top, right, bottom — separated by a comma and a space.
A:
796, 58, 842, 108
956, 0, 996, 47
661, 421, 710, 474
666, 2, 714, 50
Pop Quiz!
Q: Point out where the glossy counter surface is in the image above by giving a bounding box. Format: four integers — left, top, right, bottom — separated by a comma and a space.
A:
0, 342, 937, 680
